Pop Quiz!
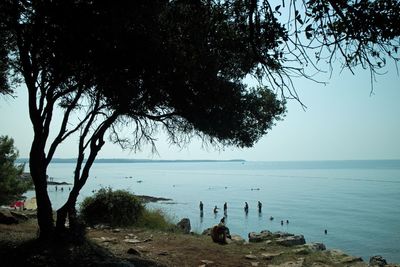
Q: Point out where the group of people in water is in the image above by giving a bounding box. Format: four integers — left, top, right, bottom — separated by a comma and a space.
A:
200, 201, 327, 243
55, 185, 71, 192
199, 200, 263, 216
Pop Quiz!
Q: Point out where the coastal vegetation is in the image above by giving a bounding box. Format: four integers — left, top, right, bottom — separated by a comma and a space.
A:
80, 188, 144, 227
1, 0, 399, 244
80, 188, 176, 232
0, 135, 32, 205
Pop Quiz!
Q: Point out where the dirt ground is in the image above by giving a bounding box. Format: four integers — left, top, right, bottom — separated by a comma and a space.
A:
0, 217, 396, 267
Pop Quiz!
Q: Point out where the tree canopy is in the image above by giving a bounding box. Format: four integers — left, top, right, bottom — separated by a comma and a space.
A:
0, 0, 399, 239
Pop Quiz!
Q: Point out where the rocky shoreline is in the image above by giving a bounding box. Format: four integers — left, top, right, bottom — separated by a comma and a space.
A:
197, 222, 398, 266
1, 209, 399, 266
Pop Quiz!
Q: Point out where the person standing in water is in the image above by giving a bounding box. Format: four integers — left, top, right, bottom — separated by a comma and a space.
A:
213, 205, 219, 214
257, 201, 262, 213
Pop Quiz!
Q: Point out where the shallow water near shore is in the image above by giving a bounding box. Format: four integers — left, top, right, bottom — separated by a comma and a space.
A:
24, 160, 400, 263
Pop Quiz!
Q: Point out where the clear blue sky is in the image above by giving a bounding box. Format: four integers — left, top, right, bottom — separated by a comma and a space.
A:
1, 63, 399, 161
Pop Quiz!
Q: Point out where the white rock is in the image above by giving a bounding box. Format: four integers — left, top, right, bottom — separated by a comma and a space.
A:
245, 255, 258, 260
123, 238, 142, 244
200, 259, 214, 265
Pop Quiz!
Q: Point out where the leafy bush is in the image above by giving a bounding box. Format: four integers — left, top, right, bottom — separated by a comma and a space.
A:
80, 188, 144, 227
136, 208, 177, 231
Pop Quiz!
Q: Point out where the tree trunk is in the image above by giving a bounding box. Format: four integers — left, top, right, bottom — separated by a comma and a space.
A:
29, 146, 54, 240
56, 188, 79, 233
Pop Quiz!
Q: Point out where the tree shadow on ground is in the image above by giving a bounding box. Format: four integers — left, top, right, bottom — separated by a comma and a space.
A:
0, 237, 164, 267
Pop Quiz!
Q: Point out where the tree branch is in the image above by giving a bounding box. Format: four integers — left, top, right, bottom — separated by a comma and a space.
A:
45, 88, 84, 166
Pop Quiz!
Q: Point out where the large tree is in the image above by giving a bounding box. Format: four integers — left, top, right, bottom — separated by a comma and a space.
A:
0, 135, 31, 205
0, 0, 399, 240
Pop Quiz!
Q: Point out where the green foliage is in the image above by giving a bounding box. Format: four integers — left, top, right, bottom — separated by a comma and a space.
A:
136, 208, 177, 231
79, 188, 144, 227
80, 189, 176, 231
0, 135, 31, 205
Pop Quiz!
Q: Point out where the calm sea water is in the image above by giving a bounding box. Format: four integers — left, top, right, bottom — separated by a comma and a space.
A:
24, 160, 400, 263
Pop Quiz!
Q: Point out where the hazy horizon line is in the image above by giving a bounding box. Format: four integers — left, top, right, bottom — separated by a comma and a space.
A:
16, 158, 400, 163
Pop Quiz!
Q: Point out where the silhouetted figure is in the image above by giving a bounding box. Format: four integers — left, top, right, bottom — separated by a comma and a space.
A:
270, 216, 274, 221
223, 202, 227, 214
286, 219, 289, 224
55, 185, 58, 191
244, 202, 249, 214
257, 201, 262, 213
213, 205, 219, 214
281, 220, 284, 226
199, 201, 204, 212
324, 229, 328, 235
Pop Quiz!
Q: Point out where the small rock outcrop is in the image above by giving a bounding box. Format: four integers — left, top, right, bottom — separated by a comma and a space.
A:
326, 249, 363, 265
177, 218, 191, 234
9, 211, 29, 222
248, 230, 304, 247
0, 209, 19, 224
230, 234, 246, 244
369, 255, 388, 267
245, 254, 258, 260
275, 235, 306, 247
248, 230, 273, 242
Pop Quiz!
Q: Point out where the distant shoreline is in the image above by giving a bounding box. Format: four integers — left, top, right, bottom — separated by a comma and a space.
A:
16, 158, 246, 164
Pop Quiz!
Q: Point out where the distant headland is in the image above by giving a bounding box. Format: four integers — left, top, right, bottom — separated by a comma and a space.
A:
16, 158, 246, 164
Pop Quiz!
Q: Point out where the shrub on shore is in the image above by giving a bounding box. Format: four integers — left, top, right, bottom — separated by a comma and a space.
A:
79, 188, 176, 231
80, 188, 144, 227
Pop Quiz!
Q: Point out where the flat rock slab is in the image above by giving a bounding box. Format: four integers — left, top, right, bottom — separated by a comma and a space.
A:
200, 259, 214, 265
275, 235, 306, 247
123, 238, 142, 244
245, 255, 258, 260
99, 237, 118, 243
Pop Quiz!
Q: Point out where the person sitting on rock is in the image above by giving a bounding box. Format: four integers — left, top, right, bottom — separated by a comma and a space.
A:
211, 217, 231, 244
